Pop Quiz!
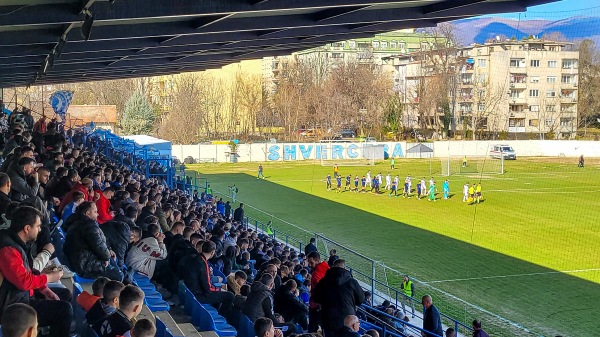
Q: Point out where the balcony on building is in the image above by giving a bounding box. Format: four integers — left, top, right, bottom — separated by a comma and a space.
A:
510, 75, 527, 89
508, 118, 526, 133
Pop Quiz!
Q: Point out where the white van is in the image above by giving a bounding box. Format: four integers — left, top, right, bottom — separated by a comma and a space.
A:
490, 144, 516, 160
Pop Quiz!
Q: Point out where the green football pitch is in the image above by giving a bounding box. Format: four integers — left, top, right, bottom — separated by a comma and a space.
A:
189, 157, 600, 337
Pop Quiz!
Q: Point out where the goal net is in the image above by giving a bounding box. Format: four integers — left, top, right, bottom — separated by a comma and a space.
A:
441, 155, 504, 176
319, 142, 384, 166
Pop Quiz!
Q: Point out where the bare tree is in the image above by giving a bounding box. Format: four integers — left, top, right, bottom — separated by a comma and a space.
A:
156, 73, 204, 144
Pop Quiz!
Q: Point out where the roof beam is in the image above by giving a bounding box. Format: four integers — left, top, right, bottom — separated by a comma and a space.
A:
422, 0, 489, 15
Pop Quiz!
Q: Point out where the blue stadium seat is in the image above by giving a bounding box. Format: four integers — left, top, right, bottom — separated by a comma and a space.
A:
237, 315, 255, 337
144, 298, 170, 312
155, 316, 179, 337
190, 297, 237, 336
72, 282, 88, 333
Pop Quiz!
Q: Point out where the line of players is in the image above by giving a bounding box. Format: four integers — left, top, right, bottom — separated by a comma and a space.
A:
326, 169, 483, 203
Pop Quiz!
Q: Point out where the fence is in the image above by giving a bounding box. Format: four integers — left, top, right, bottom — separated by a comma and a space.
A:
179, 172, 537, 337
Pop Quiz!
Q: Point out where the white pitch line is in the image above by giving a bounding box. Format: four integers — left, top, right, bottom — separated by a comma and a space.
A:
424, 268, 600, 284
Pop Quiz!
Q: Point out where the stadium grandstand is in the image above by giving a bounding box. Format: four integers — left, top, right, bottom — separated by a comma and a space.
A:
0, 1, 571, 337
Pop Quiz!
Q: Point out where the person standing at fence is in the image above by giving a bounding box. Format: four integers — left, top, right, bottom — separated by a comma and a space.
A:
421, 295, 443, 337
258, 164, 265, 179
472, 320, 490, 337
401, 275, 415, 318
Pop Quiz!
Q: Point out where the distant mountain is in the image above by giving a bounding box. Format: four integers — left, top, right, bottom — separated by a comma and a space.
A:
450, 16, 600, 46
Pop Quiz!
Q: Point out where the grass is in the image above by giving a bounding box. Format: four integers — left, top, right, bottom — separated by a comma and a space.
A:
188, 158, 600, 337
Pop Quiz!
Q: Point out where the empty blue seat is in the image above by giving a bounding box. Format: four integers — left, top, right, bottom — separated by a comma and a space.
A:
237, 315, 255, 337
155, 316, 176, 337
144, 298, 170, 312
190, 298, 237, 336
72, 282, 88, 334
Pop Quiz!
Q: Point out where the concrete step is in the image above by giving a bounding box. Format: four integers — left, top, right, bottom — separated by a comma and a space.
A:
155, 311, 185, 337
179, 323, 203, 337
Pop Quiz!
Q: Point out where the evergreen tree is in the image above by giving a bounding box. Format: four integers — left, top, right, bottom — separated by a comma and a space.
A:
120, 89, 155, 135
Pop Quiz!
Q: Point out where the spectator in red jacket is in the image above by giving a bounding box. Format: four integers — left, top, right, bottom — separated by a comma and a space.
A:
96, 187, 115, 224
59, 178, 94, 214
0, 206, 72, 337
306, 251, 329, 333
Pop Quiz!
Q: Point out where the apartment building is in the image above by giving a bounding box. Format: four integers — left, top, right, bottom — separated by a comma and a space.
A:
385, 38, 579, 139
262, 29, 440, 94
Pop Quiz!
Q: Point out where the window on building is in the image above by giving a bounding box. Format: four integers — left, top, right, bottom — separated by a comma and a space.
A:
510, 90, 520, 99
530, 76, 540, 83
549, 46, 557, 51
560, 118, 573, 126
477, 74, 486, 83
372, 40, 379, 48
349, 41, 356, 49
421, 42, 428, 50
390, 41, 397, 49
529, 89, 539, 97
357, 42, 370, 49
546, 90, 556, 97
478, 59, 487, 68
562, 59, 577, 68
548, 60, 557, 68
478, 89, 486, 99
561, 75, 573, 83
530, 60, 540, 67
546, 105, 556, 112
510, 59, 521, 67
547, 76, 557, 83
380, 41, 388, 49
545, 118, 553, 127
530, 105, 539, 112
478, 103, 486, 112
399, 42, 406, 50
529, 119, 539, 126
331, 53, 343, 59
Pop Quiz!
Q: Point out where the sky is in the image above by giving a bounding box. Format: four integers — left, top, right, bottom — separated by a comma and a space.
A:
488, 0, 600, 20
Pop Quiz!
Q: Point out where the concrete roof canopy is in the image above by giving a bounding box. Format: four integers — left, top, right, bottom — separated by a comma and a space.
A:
0, 0, 558, 88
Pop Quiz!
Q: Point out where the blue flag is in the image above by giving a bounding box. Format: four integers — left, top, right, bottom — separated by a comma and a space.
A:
49, 90, 74, 123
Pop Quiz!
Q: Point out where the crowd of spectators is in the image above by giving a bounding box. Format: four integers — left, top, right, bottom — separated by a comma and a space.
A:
0, 109, 491, 337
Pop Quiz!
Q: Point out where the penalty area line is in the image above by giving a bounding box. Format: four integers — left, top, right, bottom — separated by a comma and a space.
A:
423, 268, 600, 284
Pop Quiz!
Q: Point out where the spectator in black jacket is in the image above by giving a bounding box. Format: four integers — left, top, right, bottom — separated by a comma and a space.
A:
304, 237, 317, 255
273, 279, 308, 330
63, 202, 123, 281
0, 173, 12, 217
7, 157, 39, 203
169, 229, 200, 272
113, 205, 138, 229
182, 240, 234, 319
313, 259, 365, 337
233, 203, 244, 222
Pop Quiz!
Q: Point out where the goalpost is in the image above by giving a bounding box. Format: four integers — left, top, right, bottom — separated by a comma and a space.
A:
441, 155, 504, 176
319, 141, 385, 166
